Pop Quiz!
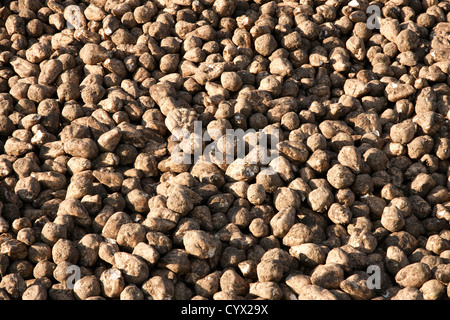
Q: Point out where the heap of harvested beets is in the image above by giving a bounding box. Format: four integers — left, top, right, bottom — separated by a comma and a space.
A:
0, 0, 449, 300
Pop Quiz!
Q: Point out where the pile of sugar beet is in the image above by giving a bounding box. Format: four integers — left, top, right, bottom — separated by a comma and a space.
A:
0, 0, 449, 301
